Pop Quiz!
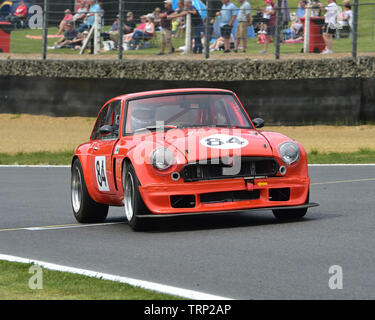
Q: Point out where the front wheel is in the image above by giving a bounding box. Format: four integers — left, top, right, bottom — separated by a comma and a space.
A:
71, 158, 109, 223
122, 163, 150, 231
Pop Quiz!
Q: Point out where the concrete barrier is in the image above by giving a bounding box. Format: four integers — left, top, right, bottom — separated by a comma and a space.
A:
0, 75, 373, 124
0, 57, 374, 124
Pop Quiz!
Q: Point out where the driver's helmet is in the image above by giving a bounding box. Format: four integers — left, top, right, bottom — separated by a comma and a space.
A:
131, 106, 156, 131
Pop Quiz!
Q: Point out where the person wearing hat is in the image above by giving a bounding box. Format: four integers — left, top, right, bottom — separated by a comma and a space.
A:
320, 0, 338, 54
157, 0, 175, 55
57, 8, 74, 35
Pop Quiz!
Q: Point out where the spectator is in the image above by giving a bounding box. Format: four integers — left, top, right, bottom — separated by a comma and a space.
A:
311, 0, 322, 17
173, 0, 204, 54
123, 15, 146, 44
73, 3, 89, 25
103, 12, 135, 48
260, 0, 276, 54
10, 0, 27, 28
0, 0, 12, 22
57, 9, 74, 36
339, 3, 353, 30
320, 0, 338, 54
290, 12, 303, 35
216, 0, 237, 53
157, 0, 174, 55
152, 7, 161, 30
296, 0, 307, 19
281, 0, 290, 27
77, 0, 101, 33
172, 0, 185, 38
74, 30, 89, 50
234, 0, 251, 53
210, 33, 235, 51
131, 14, 155, 50
53, 22, 81, 49
123, 11, 136, 34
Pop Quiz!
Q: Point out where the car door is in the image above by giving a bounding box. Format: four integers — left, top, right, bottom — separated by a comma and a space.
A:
88, 100, 122, 197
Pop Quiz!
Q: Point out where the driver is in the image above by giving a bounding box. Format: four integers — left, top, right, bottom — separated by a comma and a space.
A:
131, 106, 156, 131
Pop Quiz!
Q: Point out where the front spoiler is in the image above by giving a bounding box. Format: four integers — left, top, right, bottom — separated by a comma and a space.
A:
137, 202, 320, 218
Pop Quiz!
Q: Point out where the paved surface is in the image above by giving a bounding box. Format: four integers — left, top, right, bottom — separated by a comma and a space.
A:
0, 166, 374, 299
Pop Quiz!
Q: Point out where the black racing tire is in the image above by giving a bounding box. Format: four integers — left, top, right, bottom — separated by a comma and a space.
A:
272, 190, 309, 221
71, 158, 109, 223
122, 162, 150, 231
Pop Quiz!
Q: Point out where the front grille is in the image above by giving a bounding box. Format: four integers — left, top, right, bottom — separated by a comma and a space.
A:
200, 190, 260, 204
180, 157, 279, 182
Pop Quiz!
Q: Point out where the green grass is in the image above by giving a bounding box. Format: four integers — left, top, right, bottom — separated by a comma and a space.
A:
1, 149, 375, 165
307, 148, 375, 164
0, 150, 74, 165
0, 260, 179, 300
8, 1, 375, 56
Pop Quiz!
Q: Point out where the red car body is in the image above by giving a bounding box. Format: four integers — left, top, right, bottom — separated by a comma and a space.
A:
71, 88, 317, 229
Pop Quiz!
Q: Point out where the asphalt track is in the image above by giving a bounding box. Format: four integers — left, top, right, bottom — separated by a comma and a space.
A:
0, 165, 374, 299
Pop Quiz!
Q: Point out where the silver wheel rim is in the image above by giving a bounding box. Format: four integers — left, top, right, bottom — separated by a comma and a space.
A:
71, 166, 82, 213
124, 171, 135, 222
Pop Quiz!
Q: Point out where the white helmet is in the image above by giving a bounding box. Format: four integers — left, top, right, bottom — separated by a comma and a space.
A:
131, 106, 156, 131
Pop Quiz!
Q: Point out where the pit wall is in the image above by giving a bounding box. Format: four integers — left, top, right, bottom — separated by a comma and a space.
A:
0, 57, 374, 124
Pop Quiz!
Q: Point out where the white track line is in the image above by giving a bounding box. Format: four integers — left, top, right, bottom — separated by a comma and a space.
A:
0, 254, 232, 300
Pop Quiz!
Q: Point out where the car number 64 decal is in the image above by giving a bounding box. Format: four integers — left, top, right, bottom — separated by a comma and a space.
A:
95, 156, 110, 191
200, 134, 249, 149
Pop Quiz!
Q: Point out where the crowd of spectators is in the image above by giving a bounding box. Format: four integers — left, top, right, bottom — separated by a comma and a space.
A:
0, 0, 357, 55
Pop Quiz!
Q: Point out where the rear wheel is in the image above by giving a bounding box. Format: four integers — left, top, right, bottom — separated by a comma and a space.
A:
272, 191, 309, 221
71, 158, 109, 223
122, 162, 150, 231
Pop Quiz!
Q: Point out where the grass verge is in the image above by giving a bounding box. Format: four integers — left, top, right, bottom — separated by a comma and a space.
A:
0, 260, 179, 300
0, 151, 74, 165
1, 149, 375, 165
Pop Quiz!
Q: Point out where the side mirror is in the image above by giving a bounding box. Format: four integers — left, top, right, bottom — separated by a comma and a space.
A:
252, 118, 265, 129
99, 125, 114, 135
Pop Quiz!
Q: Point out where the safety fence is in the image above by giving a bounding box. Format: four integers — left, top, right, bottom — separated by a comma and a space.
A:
0, 0, 373, 60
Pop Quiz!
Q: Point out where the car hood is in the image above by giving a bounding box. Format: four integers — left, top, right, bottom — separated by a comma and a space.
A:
161, 127, 274, 163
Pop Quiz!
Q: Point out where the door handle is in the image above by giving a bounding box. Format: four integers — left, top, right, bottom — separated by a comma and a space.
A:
93, 147, 99, 151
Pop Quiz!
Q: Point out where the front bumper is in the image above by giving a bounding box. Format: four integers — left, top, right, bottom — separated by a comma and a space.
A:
137, 202, 319, 218
139, 176, 311, 215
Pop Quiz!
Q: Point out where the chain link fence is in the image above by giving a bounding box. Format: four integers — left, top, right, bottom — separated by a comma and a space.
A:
0, 0, 373, 60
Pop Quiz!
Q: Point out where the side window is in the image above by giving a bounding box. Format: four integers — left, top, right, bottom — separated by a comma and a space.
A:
104, 100, 122, 139
90, 101, 122, 140
91, 105, 109, 140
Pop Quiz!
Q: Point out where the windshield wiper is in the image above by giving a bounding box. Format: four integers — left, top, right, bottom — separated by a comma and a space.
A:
133, 125, 177, 133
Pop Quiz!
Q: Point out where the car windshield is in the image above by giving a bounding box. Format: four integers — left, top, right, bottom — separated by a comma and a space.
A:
125, 93, 253, 133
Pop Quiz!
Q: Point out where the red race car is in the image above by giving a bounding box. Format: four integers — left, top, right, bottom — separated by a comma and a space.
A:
71, 88, 318, 230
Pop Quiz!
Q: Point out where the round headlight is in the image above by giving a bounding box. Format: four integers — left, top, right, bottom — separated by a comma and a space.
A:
279, 142, 300, 165
151, 148, 175, 171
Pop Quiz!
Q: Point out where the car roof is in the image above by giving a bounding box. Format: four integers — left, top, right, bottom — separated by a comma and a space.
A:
113, 88, 234, 101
